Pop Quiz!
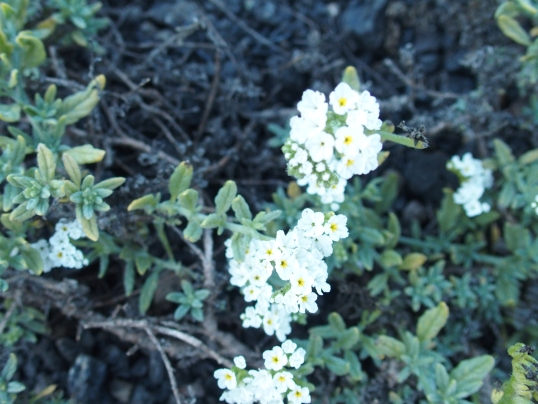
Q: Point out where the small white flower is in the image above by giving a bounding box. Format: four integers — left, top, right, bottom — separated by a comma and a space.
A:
289, 348, 306, 369
281, 340, 297, 354
297, 89, 328, 117
298, 293, 318, 313
329, 82, 359, 115
273, 371, 296, 393
297, 208, 325, 238
289, 268, 314, 296
305, 131, 335, 162
214, 368, 237, 390
463, 199, 484, 217
263, 346, 288, 371
233, 356, 246, 369
334, 126, 362, 157
243, 285, 261, 302
324, 214, 349, 241
288, 386, 311, 404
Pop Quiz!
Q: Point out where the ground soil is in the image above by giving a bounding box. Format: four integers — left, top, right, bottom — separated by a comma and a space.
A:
4, 0, 534, 403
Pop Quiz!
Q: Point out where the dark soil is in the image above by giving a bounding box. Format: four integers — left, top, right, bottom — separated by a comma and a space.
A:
4, 0, 534, 403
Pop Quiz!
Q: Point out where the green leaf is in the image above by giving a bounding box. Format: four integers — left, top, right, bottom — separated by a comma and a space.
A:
376, 336, 406, 359
416, 302, 449, 342
451, 355, 495, 398
334, 327, 360, 350
399, 253, 427, 271
344, 350, 363, 381
2, 183, 19, 212
307, 335, 323, 359
497, 15, 532, 46
169, 162, 193, 201
232, 195, 252, 221
134, 254, 152, 275
0, 279, 8, 292
98, 254, 109, 278
253, 210, 281, 224
9, 201, 35, 222
200, 213, 224, 229
518, 148, 538, 165
181, 280, 194, 295
1, 353, 17, 380
7, 381, 25, 393
128, 194, 159, 212
194, 289, 210, 300
324, 355, 350, 376
435, 363, 451, 393
166, 292, 185, 304
191, 307, 204, 322
493, 139, 515, 165
16, 31, 46, 68
173, 304, 190, 321
0, 103, 20, 122
385, 212, 401, 249
37, 143, 56, 183
184, 219, 202, 242
139, 272, 159, 315
380, 250, 403, 268
62, 152, 81, 187
328, 312, 347, 332
94, 177, 125, 190
358, 227, 385, 245
504, 223, 531, 252
178, 189, 199, 211
215, 180, 237, 214
123, 261, 135, 296
64, 145, 105, 165
20, 245, 43, 275
79, 215, 98, 241
58, 75, 105, 125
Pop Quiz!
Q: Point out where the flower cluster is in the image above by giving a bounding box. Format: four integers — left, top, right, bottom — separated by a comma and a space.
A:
282, 82, 383, 209
447, 153, 493, 217
226, 209, 348, 341
214, 340, 310, 404
31, 219, 88, 272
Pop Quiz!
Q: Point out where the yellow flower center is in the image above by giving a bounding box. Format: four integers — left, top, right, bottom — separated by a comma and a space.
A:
338, 97, 347, 107
330, 223, 338, 231
344, 136, 352, 145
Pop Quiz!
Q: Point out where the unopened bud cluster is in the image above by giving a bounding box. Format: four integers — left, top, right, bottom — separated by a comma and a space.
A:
282, 83, 383, 209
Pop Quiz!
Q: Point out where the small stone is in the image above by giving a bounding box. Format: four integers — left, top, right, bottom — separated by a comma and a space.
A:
130, 385, 155, 404
68, 354, 108, 404
35, 338, 67, 372
340, 0, 389, 51
148, 350, 165, 387
110, 378, 134, 403
129, 357, 148, 378
100, 344, 129, 378
55, 337, 79, 363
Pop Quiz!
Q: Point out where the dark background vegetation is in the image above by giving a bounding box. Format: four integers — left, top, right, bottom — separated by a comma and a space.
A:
5, 0, 537, 403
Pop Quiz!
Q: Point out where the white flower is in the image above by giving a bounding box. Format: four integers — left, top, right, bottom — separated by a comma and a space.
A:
346, 108, 368, 128
214, 368, 237, 390
289, 268, 314, 296
288, 386, 311, 404
262, 311, 279, 336
334, 126, 362, 157
263, 346, 288, 371
329, 82, 359, 115
324, 214, 348, 241
335, 155, 362, 179
290, 116, 325, 144
234, 356, 246, 369
310, 234, 333, 257
273, 371, 296, 392
31, 239, 54, 273
305, 132, 334, 162
289, 348, 306, 369
281, 340, 297, 354
244, 285, 261, 302
453, 181, 484, 205
463, 199, 484, 217
257, 240, 281, 262
297, 89, 328, 118
274, 252, 298, 281
298, 293, 318, 313
297, 208, 325, 238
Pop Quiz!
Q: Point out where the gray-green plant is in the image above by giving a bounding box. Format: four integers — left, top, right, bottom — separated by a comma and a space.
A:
0, 354, 25, 404
166, 279, 210, 322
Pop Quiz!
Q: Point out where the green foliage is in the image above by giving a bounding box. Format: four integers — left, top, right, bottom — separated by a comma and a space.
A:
0, 300, 47, 347
377, 303, 494, 403
0, 354, 25, 403
496, 0, 538, 87
493, 343, 538, 404
166, 280, 210, 322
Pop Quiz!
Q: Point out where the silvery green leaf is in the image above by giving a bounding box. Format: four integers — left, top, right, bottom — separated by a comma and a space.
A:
82, 203, 94, 220
232, 195, 252, 220
174, 304, 190, 321
36, 143, 56, 183
94, 177, 125, 190
7, 381, 25, 393
215, 180, 237, 215
139, 272, 159, 315
62, 152, 81, 187
417, 302, 449, 342
124, 261, 135, 296
1, 353, 17, 380
169, 162, 193, 201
